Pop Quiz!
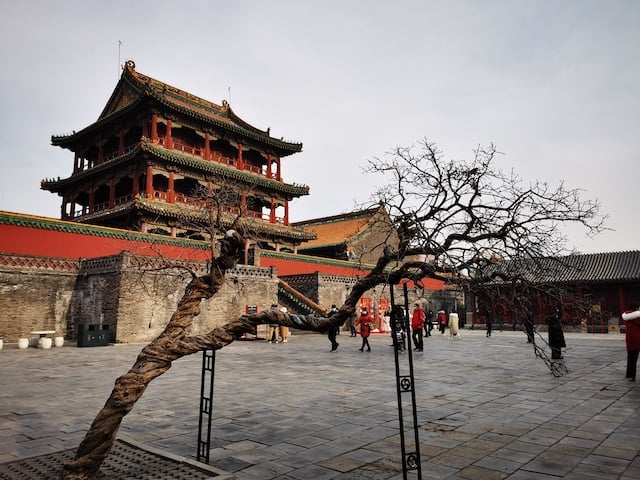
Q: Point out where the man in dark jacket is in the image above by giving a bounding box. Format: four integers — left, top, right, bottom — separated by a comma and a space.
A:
328, 305, 340, 352
547, 308, 566, 360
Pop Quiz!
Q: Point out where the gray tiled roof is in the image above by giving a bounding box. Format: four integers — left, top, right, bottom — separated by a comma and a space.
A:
482, 251, 640, 285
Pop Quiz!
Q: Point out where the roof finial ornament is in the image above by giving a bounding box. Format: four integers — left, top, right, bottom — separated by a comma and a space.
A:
125, 60, 135, 70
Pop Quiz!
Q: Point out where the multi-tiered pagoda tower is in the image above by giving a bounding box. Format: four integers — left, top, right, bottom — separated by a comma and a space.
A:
42, 60, 314, 259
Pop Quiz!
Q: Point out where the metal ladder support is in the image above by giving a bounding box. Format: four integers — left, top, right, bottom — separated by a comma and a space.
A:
390, 283, 422, 479
197, 349, 215, 463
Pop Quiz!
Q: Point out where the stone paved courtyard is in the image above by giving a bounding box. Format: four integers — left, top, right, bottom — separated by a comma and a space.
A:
1, 328, 639, 479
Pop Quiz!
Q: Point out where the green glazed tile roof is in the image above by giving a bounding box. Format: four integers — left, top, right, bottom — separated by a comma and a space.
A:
41, 140, 310, 198
52, 61, 302, 155
134, 198, 316, 241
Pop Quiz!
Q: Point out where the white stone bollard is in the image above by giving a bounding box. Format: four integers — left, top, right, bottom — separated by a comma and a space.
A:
18, 338, 29, 349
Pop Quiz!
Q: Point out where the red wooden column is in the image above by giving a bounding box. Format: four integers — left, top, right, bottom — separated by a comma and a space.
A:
237, 144, 244, 170
69, 199, 76, 219
244, 238, 251, 265
204, 133, 210, 160
89, 189, 95, 214
151, 114, 158, 143
118, 130, 125, 155
108, 179, 115, 208
240, 192, 247, 213
269, 198, 276, 223
266, 155, 273, 178
165, 120, 173, 149
97, 143, 104, 164
145, 165, 154, 198
618, 286, 626, 314
167, 171, 175, 203
536, 292, 544, 323
284, 200, 289, 225
132, 172, 139, 198
275, 157, 281, 181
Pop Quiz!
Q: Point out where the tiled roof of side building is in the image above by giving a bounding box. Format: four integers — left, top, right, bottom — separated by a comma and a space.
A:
484, 250, 640, 284
293, 206, 384, 248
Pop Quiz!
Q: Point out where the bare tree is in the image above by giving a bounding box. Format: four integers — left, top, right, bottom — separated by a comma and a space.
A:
60, 139, 605, 479
362, 139, 604, 268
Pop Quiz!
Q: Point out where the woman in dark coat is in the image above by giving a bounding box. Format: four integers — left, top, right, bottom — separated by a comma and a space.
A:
547, 309, 566, 360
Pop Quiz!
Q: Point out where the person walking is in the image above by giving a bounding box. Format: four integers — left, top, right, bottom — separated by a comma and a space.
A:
437, 309, 447, 334
622, 303, 640, 381
425, 309, 434, 337
411, 303, 425, 351
279, 307, 290, 343
392, 319, 405, 352
327, 304, 340, 352
267, 304, 280, 343
486, 316, 493, 337
356, 308, 373, 352
449, 310, 461, 340
523, 311, 535, 343
547, 308, 566, 360
348, 312, 358, 337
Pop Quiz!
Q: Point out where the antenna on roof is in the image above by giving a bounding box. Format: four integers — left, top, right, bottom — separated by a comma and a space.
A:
118, 40, 123, 77
228, 85, 231, 104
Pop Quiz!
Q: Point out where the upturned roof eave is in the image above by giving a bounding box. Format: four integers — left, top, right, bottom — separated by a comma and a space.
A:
41, 140, 311, 198
145, 88, 302, 155
51, 62, 303, 156
134, 198, 316, 241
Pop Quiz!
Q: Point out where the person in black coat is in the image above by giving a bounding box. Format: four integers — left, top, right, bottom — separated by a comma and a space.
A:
547, 308, 566, 360
327, 305, 340, 352
523, 311, 535, 343
486, 316, 493, 337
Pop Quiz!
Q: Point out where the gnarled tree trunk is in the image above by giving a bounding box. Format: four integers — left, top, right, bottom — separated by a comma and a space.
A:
60, 233, 243, 479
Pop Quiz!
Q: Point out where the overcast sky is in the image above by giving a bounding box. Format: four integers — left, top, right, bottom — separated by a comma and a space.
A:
1, 0, 638, 254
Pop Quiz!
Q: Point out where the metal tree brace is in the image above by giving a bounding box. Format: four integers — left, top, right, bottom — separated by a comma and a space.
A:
390, 283, 423, 479
197, 350, 215, 463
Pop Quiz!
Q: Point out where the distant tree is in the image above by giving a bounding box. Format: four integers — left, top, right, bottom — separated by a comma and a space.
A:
60, 139, 605, 479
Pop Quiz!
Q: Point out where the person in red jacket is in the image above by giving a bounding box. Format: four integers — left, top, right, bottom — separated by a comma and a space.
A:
411, 303, 425, 351
622, 304, 640, 381
437, 310, 447, 334
355, 308, 373, 352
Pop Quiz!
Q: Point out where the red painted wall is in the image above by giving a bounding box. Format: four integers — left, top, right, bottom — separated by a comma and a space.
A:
0, 213, 445, 290
0, 222, 209, 262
